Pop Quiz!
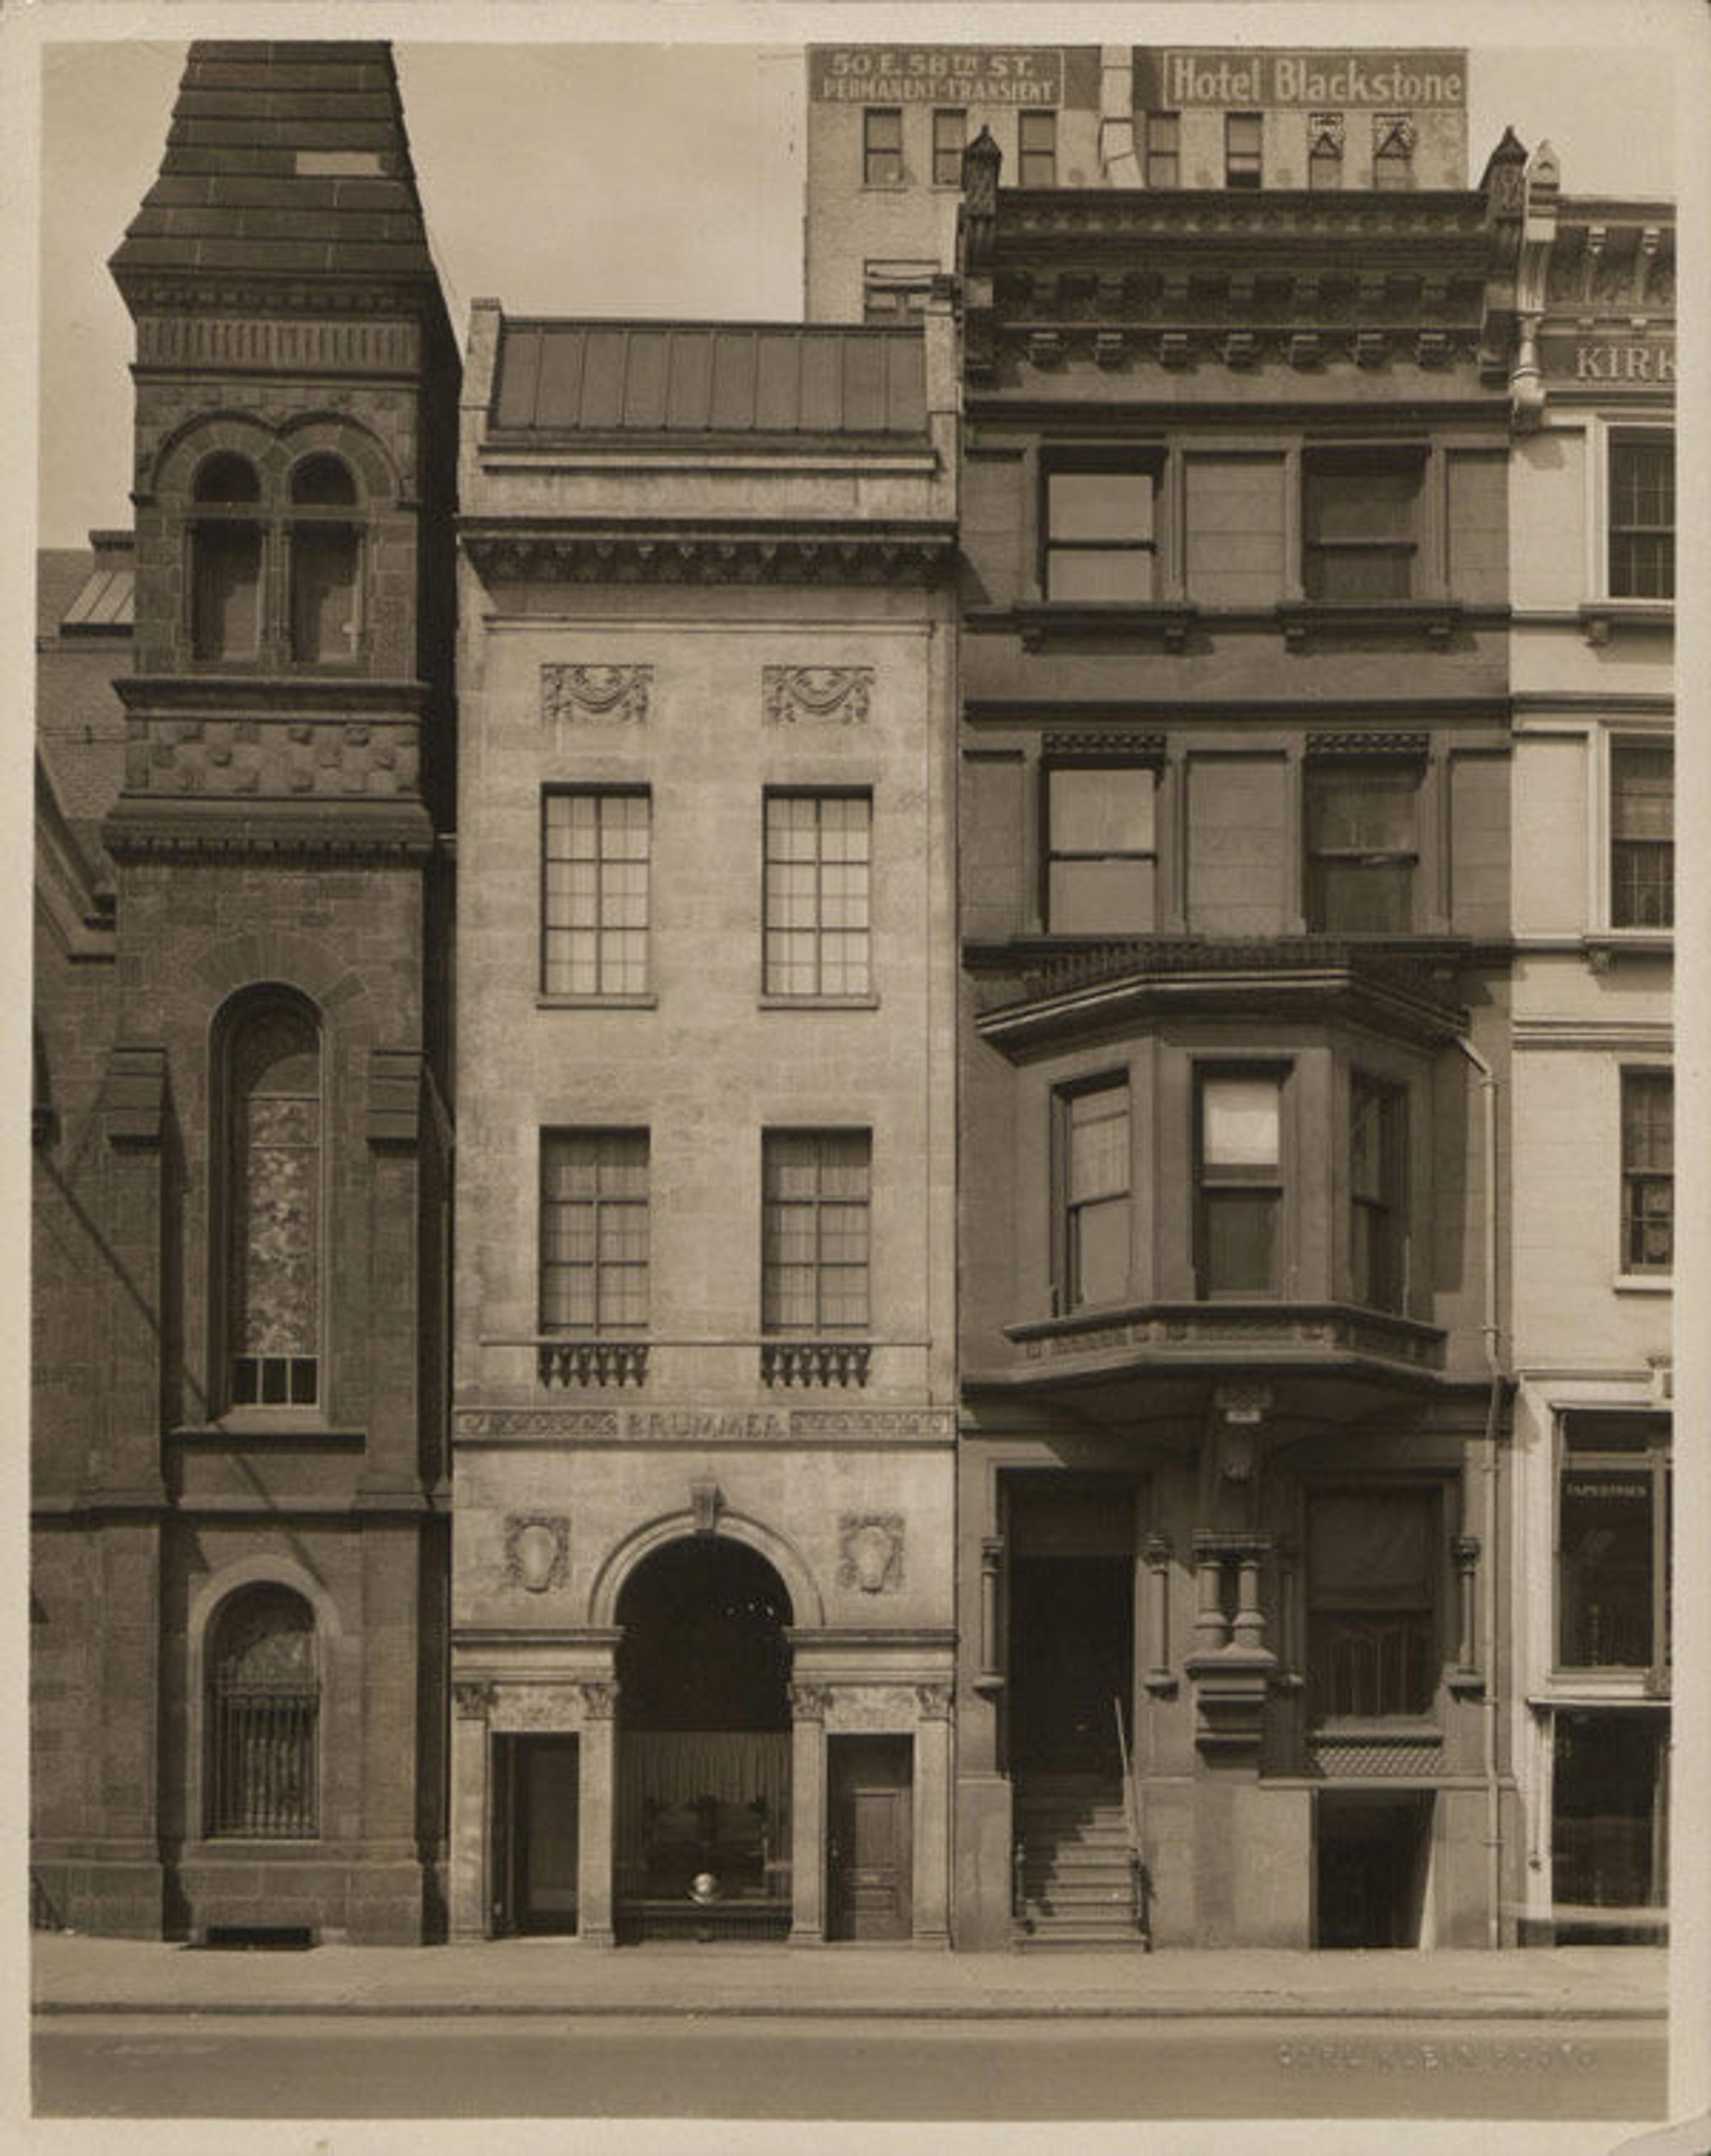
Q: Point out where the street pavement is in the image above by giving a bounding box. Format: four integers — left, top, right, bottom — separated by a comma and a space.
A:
33, 1929, 1667, 2020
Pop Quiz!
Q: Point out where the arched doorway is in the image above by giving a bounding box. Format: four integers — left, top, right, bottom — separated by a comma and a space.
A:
614, 1537, 793, 1941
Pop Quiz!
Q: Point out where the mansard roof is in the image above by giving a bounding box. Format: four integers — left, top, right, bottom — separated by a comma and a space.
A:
110, 41, 439, 295
489, 320, 931, 440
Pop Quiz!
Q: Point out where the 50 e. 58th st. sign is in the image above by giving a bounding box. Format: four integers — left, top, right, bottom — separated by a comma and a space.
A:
811, 47, 1069, 104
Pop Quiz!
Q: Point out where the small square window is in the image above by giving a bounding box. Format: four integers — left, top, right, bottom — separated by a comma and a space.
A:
1018, 110, 1057, 186
933, 109, 967, 186
864, 109, 904, 187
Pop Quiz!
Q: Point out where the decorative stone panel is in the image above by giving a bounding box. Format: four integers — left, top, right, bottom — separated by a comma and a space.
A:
762, 666, 873, 728
838, 1515, 905, 1596
540, 664, 651, 725
503, 1514, 569, 1594
1309, 1734, 1443, 1777
491, 1684, 585, 1733
123, 715, 419, 799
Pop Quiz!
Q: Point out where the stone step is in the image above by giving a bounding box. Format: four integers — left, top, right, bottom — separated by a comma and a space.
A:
1015, 1931, 1149, 1951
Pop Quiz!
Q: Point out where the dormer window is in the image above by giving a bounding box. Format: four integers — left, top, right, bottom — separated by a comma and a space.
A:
191, 453, 262, 662
288, 454, 362, 664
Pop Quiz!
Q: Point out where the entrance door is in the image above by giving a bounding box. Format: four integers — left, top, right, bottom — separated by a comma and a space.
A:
1010, 1555, 1134, 1773
496, 1734, 580, 1935
1316, 1790, 1431, 1947
828, 1736, 913, 1941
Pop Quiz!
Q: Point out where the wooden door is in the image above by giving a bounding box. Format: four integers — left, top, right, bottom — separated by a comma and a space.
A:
829, 1736, 913, 1940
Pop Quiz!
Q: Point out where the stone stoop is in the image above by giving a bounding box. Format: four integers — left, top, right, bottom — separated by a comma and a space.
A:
1012, 1776, 1146, 1951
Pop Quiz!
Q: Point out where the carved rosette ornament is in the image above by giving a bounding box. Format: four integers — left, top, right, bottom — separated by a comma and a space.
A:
540, 664, 651, 726
838, 1514, 905, 1595
789, 1682, 832, 1722
763, 666, 873, 728
504, 1513, 569, 1593
577, 1680, 619, 1721
453, 1680, 495, 1722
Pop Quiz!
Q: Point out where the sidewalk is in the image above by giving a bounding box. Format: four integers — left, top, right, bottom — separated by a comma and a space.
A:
31, 1932, 1668, 2022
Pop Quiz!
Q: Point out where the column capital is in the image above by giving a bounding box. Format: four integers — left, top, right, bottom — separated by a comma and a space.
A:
789, 1681, 832, 1722
578, 1679, 620, 1721
452, 1680, 495, 1722
914, 1682, 954, 1722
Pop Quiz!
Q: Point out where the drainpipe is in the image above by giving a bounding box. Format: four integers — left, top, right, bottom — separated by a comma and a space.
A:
1451, 1033, 1505, 1948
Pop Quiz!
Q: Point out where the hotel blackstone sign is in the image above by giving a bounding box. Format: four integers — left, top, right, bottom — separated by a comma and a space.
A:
1134, 49, 1467, 109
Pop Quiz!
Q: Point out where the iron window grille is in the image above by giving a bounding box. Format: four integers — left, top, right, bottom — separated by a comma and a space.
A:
763, 791, 872, 997
206, 1588, 319, 1839
1610, 742, 1673, 929
1620, 1070, 1673, 1274
542, 788, 651, 996
1306, 1488, 1439, 1720
540, 1130, 650, 1333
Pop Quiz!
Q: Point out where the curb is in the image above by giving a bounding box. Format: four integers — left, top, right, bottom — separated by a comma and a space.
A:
33, 1999, 1669, 2023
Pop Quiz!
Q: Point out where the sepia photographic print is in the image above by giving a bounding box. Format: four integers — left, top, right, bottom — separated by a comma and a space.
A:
12, 4, 1708, 2151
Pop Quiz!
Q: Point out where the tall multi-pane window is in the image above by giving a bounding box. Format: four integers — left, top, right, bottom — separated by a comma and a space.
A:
1145, 111, 1180, 187
1610, 743, 1674, 928
206, 1586, 319, 1839
1045, 765, 1157, 933
287, 453, 360, 663
1018, 110, 1057, 185
1306, 1488, 1438, 1719
191, 452, 263, 662
1225, 112, 1262, 187
540, 1131, 650, 1333
864, 108, 904, 185
1044, 464, 1158, 602
1620, 1070, 1672, 1274
1609, 435, 1674, 598
1303, 759, 1420, 932
932, 109, 967, 185
1058, 1080, 1131, 1310
542, 789, 651, 996
1350, 1075, 1408, 1312
1302, 449, 1421, 602
227, 997, 321, 1408
762, 1131, 871, 1332
1557, 1413, 1671, 1671
763, 791, 872, 997
1196, 1070, 1284, 1296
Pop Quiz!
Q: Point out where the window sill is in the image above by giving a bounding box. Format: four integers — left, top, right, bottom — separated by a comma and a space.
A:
192, 1408, 343, 1438
1277, 600, 1463, 648
1613, 1273, 1672, 1295
758, 993, 880, 1012
536, 993, 659, 1011
1584, 931, 1672, 970
1008, 601, 1198, 652
1579, 600, 1672, 646
1531, 1676, 1671, 1707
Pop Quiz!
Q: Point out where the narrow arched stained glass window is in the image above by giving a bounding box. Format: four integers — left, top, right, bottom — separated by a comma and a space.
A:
206, 1586, 319, 1838
190, 452, 262, 662
229, 1001, 321, 1407
288, 453, 362, 663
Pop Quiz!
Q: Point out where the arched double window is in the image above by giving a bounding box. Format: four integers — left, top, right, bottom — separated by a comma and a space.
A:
223, 994, 322, 1409
205, 1586, 319, 1838
186, 446, 366, 667
190, 452, 263, 662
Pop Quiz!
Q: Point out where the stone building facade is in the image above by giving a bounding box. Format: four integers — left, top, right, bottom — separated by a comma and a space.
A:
446, 307, 959, 1941
1502, 156, 1674, 1941
31, 42, 458, 1943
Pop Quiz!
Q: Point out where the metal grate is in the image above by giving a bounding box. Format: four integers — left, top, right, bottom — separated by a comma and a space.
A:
208, 1682, 318, 1838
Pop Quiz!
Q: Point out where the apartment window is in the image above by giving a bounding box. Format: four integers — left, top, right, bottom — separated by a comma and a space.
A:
1302, 448, 1422, 603
1058, 1079, 1131, 1310
542, 789, 650, 996
1558, 1414, 1671, 1672
1225, 112, 1262, 188
1308, 115, 1344, 190
1303, 758, 1420, 932
762, 1131, 871, 1331
1145, 111, 1179, 188
864, 108, 904, 186
287, 453, 360, 663
933, 109, 967, 186
206, 1586, 318, 1839
1044, 461, 1158, 602
1045, 764, 1157, 933
1609, 435, 1674, 599
1350, 1075, 1408, 1312
225, 994, 321, 1409
190, 452, 263, 661
1307, 1488, 1438, 1719
1018, 110, 1057, 186
540, 1131, 649, 1333
1372, 114, 1416, 191
1610, 743, 1673, 929
862, 260, 935, 323
764, 791, 872, 998
1196, 1070, 1283, 1295
1620, 1070, 1672, 1274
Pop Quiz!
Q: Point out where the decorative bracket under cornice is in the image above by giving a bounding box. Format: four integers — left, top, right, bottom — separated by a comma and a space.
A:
460, 525, 956, 589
